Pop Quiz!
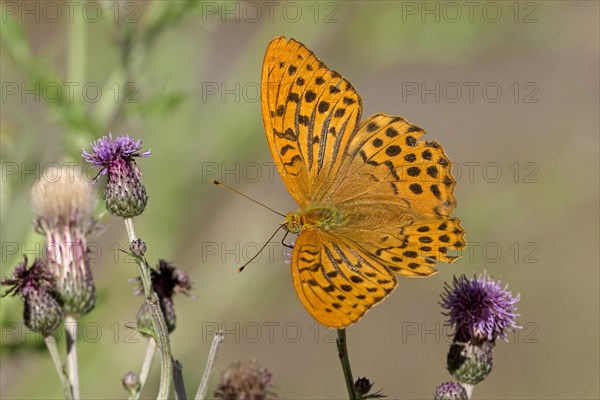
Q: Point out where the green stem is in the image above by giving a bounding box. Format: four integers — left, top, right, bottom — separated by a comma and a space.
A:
133, 338, 157, 400
65, 316, 80, 399
462, 383, 474, 399
123, 217, 172, 400
195, 331, 224, 400
44, 336, 73, 400
337, 329, 357, 400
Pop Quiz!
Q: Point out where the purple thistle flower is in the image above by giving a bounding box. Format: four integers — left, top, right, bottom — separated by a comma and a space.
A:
441, 272, 520, 342
2, 256, 54, 298
82, 133, 150, 217
82, 133, 150, 178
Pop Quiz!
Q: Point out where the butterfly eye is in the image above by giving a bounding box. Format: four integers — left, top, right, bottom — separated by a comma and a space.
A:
286, 221, 300, 234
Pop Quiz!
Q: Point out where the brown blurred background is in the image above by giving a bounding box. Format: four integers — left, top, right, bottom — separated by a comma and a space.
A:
1, 1, 598, 399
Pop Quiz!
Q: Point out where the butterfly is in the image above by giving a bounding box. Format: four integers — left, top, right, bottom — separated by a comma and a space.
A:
261, 36, 466, 328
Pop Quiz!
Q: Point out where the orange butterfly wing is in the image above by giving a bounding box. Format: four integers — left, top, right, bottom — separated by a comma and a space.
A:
261, 36, 363, 205
291, 229, 397, 328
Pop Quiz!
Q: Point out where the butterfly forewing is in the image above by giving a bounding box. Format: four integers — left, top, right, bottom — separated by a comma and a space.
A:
261, 36, 363, 205
328, 113, 458, 217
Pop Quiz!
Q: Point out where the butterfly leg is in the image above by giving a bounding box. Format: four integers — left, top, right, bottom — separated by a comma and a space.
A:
281, 230, 295, 249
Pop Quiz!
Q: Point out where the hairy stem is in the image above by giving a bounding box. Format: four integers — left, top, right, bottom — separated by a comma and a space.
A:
44, 336, 73, 400
462, 383, 474, 399
337, 329, 357, 400
65, 316, 80, 399
195, 331, 224, 400
133, 338, 157, 400
123, 217, 172, 400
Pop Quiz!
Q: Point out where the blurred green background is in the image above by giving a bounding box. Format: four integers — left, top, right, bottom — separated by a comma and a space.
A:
1, 1, 598, 399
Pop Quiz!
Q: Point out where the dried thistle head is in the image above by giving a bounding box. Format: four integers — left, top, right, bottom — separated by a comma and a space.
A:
214, 360, 275, 400
31, 166, 97, 317
31, 165, 97, 234
136, 260, 192, 334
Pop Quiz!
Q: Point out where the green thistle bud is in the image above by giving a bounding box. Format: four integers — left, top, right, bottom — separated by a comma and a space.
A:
24, 289, 63, 337
129, 239, 146, 257
2, 257, 63, 337
447, 340, 494, 385
135, 301, 154, 336
104, 157, 148, 217
122, 371, 140, 396
136, 297, 176, 335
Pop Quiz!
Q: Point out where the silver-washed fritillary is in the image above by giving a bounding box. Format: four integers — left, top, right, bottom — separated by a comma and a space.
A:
261, 36, 466, 328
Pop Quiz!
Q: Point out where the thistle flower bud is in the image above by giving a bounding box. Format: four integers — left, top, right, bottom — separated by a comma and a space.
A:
32, 167, 97, 317
447, 341, 494, 385
354, 377, 373, 396
25, 290, 63, 338
214, 360, 275, 400
433, 382, 468, 400
122, 371, 140, 396
82, 133, 150, 218
135, 259, 191, 334
2, 256, 63, 337
129, 239, 146, 257
135, 301, 154, 336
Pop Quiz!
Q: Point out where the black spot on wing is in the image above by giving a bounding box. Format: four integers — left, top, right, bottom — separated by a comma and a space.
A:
274, 127, 297, 141
280, 144, 294, 156
284, 155, 302, 167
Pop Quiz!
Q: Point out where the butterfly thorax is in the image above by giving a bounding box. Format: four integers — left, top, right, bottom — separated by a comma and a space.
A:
285, 205, 343, 234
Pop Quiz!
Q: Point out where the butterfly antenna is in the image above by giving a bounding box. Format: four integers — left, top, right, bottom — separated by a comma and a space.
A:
212, 180, 286, 217
237, 224, 287, 273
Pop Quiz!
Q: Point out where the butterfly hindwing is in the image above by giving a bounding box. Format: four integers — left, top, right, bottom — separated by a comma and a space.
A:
261, 36, 363, 205
291, 229, 397, 328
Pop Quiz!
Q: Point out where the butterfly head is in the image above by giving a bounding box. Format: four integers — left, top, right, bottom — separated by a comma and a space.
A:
284, 211, 302, 234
